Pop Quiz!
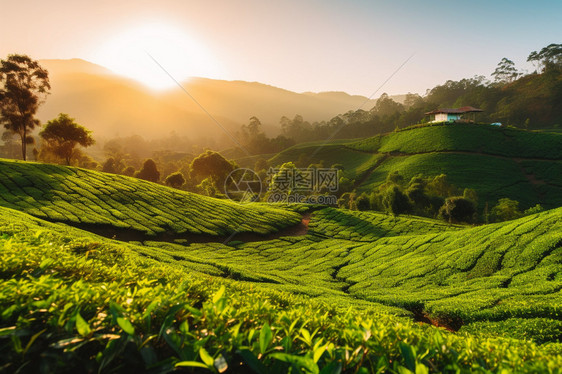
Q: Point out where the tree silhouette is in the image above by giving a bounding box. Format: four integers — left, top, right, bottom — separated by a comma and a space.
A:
135, 159, 160, 182
528, 43, 562, 72
0, 55, 50, 160
165, 172, 186, 188
491, 58, 519, 84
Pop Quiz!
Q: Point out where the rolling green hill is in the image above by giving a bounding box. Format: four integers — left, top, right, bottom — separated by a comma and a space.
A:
1, 203, 562, 372
0, 158, 301, 238
269, 123, 562, 210
1, 159, 561, 372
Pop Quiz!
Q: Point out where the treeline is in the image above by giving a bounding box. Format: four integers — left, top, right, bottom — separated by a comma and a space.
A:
339, 171, 543, 224
3, 44, 561, 163
227, 43, 562, 157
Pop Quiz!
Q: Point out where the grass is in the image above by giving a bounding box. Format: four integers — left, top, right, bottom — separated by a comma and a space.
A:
0, 158, 301, 237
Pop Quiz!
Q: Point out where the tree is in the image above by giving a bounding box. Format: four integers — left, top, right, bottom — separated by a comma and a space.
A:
355, 193, 371, 211
406, 176, 430, 214
490, 198, 522, 222
135, 159, 160, 183
427, 174, 458, 197
267, 162, 297, 195
528, 43, 562, 72
337, 192, 356, 210
0, 130, 20, 158
439, 196, 476, 223
190, 151, 236, 191
491, 58, 519, 84
372, 93, 404, 118
165, 172, 186, 188
102, 157, 118, 174
39, 113, 94, 165
122, 166, 136, 177
382, 186, 411, 216
246, 116, 262, 138
524, 204, 543, 216
0, 55, 50, 160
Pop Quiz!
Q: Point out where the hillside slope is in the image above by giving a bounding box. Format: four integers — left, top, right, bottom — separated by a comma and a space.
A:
0, 159, 301, 238
2, 205, 561, 372
269, 123, 562, 209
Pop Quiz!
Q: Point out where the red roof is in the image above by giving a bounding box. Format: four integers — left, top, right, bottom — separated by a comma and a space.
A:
425, 106, 483, 115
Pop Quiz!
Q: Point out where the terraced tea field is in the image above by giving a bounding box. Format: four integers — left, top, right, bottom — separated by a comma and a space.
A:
0, 159, 301, 238
269, 124, 562, 209
2, 204, 561, 372
1, 159, 561, 372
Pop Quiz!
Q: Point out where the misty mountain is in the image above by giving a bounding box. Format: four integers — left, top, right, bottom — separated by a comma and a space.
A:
37, 59, 387, 141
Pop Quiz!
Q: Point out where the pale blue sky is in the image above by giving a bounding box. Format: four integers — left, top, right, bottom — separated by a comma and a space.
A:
1, 0, 561, 95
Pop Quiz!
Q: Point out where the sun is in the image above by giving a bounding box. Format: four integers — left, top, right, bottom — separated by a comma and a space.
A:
92, 22, 222, 90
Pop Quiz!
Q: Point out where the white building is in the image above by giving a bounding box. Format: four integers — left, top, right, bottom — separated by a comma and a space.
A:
425, 106, 483, 123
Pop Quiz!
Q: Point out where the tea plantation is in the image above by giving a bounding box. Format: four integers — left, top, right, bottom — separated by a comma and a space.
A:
1, 159, 562, 372
1, 205, 561, 373
270, 123, 562, 209
0, 159, 301, 238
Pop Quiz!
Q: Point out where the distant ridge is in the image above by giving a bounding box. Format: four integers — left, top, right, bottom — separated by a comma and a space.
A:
36, 58, 385, 141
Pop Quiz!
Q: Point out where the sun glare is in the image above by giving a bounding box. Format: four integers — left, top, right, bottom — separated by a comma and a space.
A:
92, 23, 222, 90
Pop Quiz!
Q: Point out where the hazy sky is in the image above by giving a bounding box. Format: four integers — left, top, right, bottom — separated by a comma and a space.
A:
2, 0, 561, 95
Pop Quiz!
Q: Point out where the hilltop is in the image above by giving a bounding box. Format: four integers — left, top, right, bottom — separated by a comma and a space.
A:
268, 123, 562, 210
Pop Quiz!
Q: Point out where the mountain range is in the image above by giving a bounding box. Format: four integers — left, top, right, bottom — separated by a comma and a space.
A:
36, 59, 387, 141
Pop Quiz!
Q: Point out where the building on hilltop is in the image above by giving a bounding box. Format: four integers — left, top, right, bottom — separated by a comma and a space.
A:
425, 106, 483, 123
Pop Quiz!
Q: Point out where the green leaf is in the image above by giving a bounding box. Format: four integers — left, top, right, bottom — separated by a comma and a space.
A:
162, 329, 182, 356
39, 258, 54, 270
319, 361, 342, 374
213, 285, 226, 304
415, 363, 429, 374
175, 361, 209, 369
313, 343, 328, 364
23, 329, 46, 355
200, 347, 214, 367
50, 337, 84, 349
0, 326, 16, 337
270, 353, 319, 374
117, 317, 135, 335
259, 323, 272, 354
75, 312, 91, 337
399, 342, 416, 372
179, 320, 189, 335
397, 366, 414, 374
